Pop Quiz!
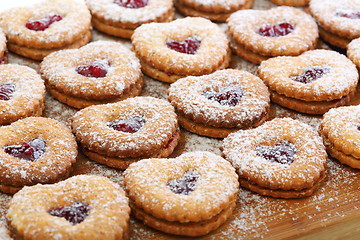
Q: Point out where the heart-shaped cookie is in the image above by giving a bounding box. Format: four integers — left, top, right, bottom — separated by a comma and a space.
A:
7, 175, 130, 239
0, 0, 92, 60
310, 0, 360, 48
257, 49, 359, 114
168, 69, 270, 138
40, 41, 143, 109
222, 118, 327, 198
319, 105, 360, 169
86, 0, 174, 38
227, 6, 318, 64
0, 117, 77, 194
0, 64, 45, 125
131, 17, 230, 83
175, 0, 254, 22
124, 151, 239, 236
71, 96, 180, 169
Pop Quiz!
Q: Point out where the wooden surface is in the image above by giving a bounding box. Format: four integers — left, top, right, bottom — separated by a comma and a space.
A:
1, 0, 360, 239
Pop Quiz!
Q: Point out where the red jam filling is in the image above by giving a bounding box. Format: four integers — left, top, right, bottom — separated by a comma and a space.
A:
107, 116, 146, 133
0, 51, 8, 64
3, 138, 46, 162
336, 11, 360, 19
114, 0, 148, 8
0, 83, 16, 101
166, 36, 201, 55
167, 171, 199, 195
258, 22, 295, 37
255, 141, 296, 165
25, 14, 63, 31
49, 201, 90, 225
76, 59, 110, 78
202, 85, 243, 107
291, 66, 330, 84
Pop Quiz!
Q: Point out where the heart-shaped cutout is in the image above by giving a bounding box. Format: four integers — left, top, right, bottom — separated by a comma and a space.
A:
255, 141, 296, 165
114, 0, 149, 9
166, 36, 201, 54
49, 201, 90, 225
3, 138, 46, 162
167, 170, 200, 195
202, 85, 243, 107
258, 22, 295, 37
25, 13, 63, 31
107, 115, 146, 133
0, 82, 16, 101
75, 59, 110, 78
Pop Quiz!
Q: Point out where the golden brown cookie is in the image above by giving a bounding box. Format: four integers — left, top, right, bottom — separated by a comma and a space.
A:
175, 0, 254, 22
319, 105, 360, 169
222, 118, 327, 198
72, 97, 180, 169
0, 117, 77, 194
257, 49, 359, 114
0, 29, 7, 64
6, 175, 130, 240
348, 38, 360, 68
40, 41, 143, 109
0, 64, 45, 125
168, 69, 270, 138
124, 151, 239, 236
310, 0, 360, 49
269, 0, 309, 7
227, 6, 318, 64
131, 17, 230, 83
86, 0, 175, 39
0, 0, 92, 60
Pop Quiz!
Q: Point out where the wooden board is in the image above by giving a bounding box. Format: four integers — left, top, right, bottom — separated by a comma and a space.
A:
1, 0, 360, 239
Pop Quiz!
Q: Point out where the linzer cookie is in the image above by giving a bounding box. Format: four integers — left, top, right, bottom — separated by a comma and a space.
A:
269, 0, 309, 7
310, 0, 360, 49
86, 0, 174, 39
0, 64, 45, 125
71, 97, 180, 169
0, 29, 7, 64
168, 69, 270, 138
0, 0, 92, 60
227, 6, 318, 64
40, 41, 143, 109
222, 118, 327, 199
348, 38, 360, 68
0, 117, 77, 194
7, 175, 130, 240
319, 106, 360, 169
131, 17, 230, 83
175, 0, 254, 22
257, 49, 359, 114
124, 151, 239, 236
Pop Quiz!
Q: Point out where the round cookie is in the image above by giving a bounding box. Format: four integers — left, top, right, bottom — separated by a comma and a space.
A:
168, 69, 270, 138
227, 6, 318, 64
175, 0, 254, 22
269, 0, 309, 7
0, 64, 45, 125
124, 151, 239, 236
0, 0, 92, 60
40, 41, 143, 109
257, 49, 359, 114
319, 105, 360, 169
131, 17, 230, 83
6, 175, 130, 240
348, 38, 360, 68
222, 118, 327, 198
0, 117, 77, 194
0, 29, 7, 64
71, 97, 180, 169
86, 0, 174, 39
310, 0, 360, 49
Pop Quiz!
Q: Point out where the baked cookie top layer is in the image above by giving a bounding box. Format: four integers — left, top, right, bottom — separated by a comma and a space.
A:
0, 0, 91, 49
222, 118, 327, 191
124, 151, 239, 222
257, 49, 359, 101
